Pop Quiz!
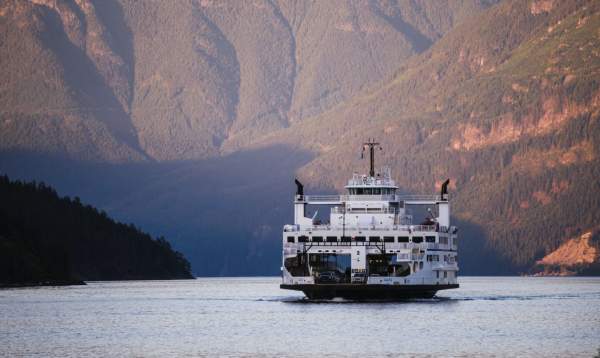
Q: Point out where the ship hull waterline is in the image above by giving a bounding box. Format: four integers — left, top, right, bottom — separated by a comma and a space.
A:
280, 283, 459, 300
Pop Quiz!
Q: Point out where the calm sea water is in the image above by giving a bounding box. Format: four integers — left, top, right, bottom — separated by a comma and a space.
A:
1, 277, 599, 357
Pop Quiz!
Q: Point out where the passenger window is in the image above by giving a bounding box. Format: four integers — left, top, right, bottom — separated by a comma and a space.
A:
312, 236, 323, 242
326, 236, 338, 242
412, 236, 423, 243
298, 236, 308, 242
398, 236, 409, 243
425, 236, 436, 243
287, 237, 295, 243
383, 236, 395, 243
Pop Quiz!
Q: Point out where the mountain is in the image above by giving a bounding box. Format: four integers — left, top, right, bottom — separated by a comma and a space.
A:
1, 0, 599, 276
0, 175, 193, 287
1, 0, 494, 160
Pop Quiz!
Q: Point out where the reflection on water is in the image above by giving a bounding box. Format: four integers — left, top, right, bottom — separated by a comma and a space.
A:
282, 296, 458, 304
1, 277, 599, 357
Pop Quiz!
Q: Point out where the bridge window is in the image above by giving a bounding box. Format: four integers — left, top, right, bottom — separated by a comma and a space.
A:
412, 236, 423, 243
383, 236, 395, 243
312, 236, 323, 242
326, 236, 338, 242
398, 236, 409, 243
287, 236, 295, 243
425, 236, 436, 243
298, 236, 308, 243
368, 236, 381, 242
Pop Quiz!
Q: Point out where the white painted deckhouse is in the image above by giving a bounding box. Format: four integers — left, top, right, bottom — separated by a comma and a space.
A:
280, 139, 459, 299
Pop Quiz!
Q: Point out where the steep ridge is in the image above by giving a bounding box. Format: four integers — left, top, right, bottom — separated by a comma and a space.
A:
0, 0, 144, 162
199, 0, 295, 149
119, 0, 240, 160
0, 0, 494, 161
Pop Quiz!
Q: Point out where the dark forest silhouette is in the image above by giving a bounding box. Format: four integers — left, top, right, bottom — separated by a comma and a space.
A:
0, 175, 192, 287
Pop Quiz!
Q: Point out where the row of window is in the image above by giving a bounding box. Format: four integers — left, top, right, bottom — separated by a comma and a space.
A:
347, 188, 396, 195
427, 254, 457, 263
286, 235, 446, 244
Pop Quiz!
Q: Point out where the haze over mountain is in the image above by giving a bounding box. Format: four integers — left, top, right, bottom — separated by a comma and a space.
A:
1, 0, 599, 275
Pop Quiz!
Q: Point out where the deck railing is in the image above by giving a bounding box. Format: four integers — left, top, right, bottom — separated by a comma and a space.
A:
303, 241, 385, 247
298, 194, 443, 203
330, 207, 396, 214
284, 224, 438, 233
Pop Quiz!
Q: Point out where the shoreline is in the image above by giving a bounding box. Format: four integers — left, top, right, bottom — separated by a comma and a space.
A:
0, 280, 86, 289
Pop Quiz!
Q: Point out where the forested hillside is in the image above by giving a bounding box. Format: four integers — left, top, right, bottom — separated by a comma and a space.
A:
1, 0, 599, 275
0, 0, 494, 160
0, 175, 192, 286
253, 0, 600, 273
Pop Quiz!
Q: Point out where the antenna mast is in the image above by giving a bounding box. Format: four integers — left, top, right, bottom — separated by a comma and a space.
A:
361, 138, 382, 177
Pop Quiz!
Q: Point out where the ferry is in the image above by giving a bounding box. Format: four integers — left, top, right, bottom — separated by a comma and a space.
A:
280, 139, 459, 299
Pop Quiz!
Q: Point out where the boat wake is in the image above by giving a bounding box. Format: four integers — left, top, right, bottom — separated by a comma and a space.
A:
453, 292, 600, 301
266, 291, 600, 303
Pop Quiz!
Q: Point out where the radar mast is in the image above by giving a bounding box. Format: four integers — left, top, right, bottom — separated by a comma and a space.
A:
361, 139, 382, 177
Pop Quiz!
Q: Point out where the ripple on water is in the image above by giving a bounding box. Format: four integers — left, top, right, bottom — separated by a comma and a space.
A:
1, 277, 599, 357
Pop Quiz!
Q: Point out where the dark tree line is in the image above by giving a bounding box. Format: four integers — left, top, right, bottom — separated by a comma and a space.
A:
0, 175, 192, 286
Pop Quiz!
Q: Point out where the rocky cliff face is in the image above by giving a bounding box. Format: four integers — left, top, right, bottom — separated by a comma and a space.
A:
532, 231, 600, 275
1, 0, 599, 275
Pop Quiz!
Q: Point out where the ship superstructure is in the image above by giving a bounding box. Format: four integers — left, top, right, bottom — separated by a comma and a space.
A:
280, 140, 459, 299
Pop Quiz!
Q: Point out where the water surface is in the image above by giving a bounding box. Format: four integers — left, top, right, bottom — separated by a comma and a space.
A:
1, 277, 599, 357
